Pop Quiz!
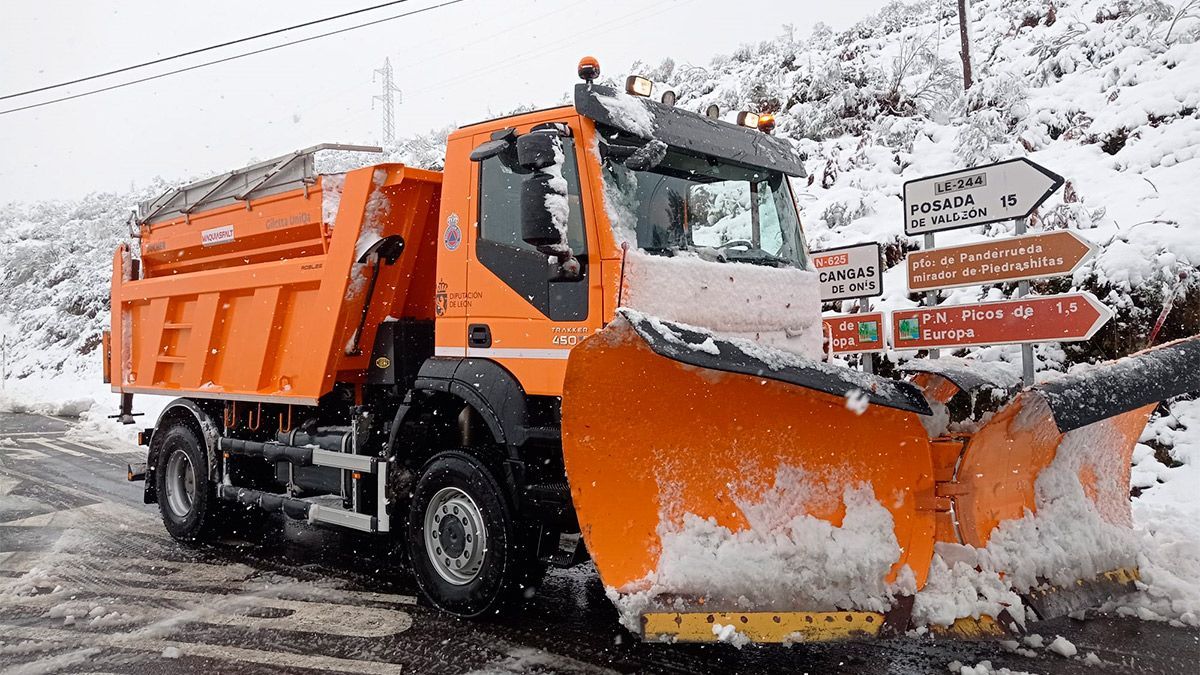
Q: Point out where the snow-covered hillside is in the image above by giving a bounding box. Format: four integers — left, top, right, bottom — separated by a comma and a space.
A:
1, 0, 1198, 629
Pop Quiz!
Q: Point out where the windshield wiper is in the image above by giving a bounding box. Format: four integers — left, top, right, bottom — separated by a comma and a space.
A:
721, 247, 792, 267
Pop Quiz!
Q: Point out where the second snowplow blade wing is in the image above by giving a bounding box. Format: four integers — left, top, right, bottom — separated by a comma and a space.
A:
953, 335, 1200, 550
1036, 335, 1200, 433
561, 313, 938, 633
945, 336, 1200, 619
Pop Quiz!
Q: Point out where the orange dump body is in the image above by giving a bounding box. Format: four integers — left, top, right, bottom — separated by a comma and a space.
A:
110, 163, 442, 405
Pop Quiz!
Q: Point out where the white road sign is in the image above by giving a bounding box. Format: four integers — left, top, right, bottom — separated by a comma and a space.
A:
811, 242, 883, 301
903, 158, 1064, 236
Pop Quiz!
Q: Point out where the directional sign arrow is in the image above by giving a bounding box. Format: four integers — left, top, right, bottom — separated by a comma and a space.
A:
903, 158, 1065, 236
823, 312, 885, 354
891, 292, 1111, 350
907, 230, 1098, 292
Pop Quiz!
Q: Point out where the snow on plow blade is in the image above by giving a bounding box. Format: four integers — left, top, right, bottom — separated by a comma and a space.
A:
561, 312, 938, 643
921, 335, 1200, 621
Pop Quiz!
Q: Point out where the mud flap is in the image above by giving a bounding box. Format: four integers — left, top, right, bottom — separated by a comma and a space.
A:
561, 313, 938, 638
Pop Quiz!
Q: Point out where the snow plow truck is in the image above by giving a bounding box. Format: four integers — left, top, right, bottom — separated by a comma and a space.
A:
106, 59, 1200, 644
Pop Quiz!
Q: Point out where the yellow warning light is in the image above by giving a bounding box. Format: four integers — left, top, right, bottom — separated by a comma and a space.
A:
577, 56, 600, 82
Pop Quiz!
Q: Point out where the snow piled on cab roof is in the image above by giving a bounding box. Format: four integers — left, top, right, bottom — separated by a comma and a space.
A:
594, 89, 656, 138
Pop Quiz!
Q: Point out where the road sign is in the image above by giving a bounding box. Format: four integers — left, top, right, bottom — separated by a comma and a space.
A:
891, 292, 1111, 350
811, 242, 883, 301
903, 158, 1064, 236
907, 230, 1097, 292
823, 312, 885, 354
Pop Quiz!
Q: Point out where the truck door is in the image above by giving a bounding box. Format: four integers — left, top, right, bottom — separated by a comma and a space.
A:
466, 120, 600, 396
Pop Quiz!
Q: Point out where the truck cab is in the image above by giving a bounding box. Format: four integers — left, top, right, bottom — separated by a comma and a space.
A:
435, 83, 812, 397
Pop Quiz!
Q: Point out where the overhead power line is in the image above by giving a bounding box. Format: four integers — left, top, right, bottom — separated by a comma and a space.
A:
0, 0, 464, 116
0, 0, 416, 102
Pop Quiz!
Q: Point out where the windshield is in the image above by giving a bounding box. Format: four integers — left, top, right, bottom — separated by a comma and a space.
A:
601, 146, 809, 269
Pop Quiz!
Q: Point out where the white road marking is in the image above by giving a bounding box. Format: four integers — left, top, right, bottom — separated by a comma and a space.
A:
3, 583, 413, 637
59, 437, 132, 456
0, 625, 407, 674
2, 502, 158, 529
0, 552, 417, 606
26, 438, 86, 457
0, 446, 49, 460
0, 431, 69, 437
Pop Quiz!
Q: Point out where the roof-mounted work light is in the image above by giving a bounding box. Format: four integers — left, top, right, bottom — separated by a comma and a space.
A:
705, 104, 720, 119
625, 75, 653, 97
660, 90, 677, 106
736, 111, 760, 129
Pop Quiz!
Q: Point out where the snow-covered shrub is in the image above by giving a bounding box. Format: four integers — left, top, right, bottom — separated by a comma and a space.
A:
954, 75, 1030, 166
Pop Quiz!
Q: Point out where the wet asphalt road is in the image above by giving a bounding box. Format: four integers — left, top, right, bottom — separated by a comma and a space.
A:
0, 411, 1197, 674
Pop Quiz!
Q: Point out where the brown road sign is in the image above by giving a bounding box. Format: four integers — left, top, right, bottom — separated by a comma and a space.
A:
823, 312, 885, 354
891, 292, 1112, 350
907, 231, 1097, 292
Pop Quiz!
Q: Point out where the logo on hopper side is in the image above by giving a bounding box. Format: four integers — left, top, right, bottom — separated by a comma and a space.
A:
443, 213, 462, 251
435, 279, 448, 317
201, 224, 235, 247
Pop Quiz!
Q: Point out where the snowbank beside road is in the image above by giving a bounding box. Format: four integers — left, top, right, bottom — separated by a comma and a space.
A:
0, 364, 168, 448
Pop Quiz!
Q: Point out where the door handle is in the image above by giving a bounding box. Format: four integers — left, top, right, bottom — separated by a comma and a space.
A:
468, 324, 492, 348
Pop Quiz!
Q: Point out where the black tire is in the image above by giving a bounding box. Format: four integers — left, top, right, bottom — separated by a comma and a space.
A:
405, 450, 543, 617
154, 423, 222, 544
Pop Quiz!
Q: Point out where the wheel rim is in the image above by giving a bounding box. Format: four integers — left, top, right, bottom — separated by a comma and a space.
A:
424, 487, 488, 585
164, 447, 196, 519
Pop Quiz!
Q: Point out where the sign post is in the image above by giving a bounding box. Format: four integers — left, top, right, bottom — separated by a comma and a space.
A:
1014, 219, 1035, 386
812, 243, 884, 373
923, 233, 939, 360
902, 158, 1067, 377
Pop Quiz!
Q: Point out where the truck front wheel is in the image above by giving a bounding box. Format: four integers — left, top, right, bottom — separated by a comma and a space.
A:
405, 450, 542, 617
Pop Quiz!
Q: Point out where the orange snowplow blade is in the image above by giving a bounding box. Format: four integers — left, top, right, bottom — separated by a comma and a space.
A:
950, 393, 1153, 549
561, 313, 938, 632
907, 336, 1200, 620
933, 335, 1200, 552
564, 315, 1200, 640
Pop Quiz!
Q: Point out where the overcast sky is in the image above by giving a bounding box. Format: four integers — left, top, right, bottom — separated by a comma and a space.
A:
0, 0, 893, 203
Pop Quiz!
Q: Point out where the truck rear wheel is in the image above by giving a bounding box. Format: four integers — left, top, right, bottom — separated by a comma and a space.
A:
155, 424, 222, 543
405, 450, 542, 617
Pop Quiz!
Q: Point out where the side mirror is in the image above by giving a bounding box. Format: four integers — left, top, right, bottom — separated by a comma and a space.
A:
516, 132, 559, 170
519, 173, 561, 247
469, 138, 511, 162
